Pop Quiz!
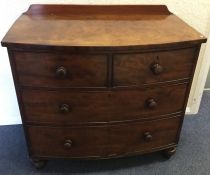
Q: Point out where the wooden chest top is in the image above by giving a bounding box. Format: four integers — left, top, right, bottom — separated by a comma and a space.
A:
1, 4, 206, 49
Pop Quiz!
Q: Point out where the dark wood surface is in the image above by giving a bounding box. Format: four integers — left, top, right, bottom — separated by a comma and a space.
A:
13, 47, 196, 88
27, 116, 180, 158
1, 5, 206, 49
13, 51, 107, 87
24, 4, 172, 16
1, 4, 207, 166
114, 48, 197, 86
22, 83, 187, 124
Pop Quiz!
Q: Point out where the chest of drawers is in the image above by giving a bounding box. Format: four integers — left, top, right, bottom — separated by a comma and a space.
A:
1, 4, 207, 169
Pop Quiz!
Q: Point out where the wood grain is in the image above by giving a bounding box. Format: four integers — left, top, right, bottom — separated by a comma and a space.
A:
1, 5, 206, 49
21, 83, 187, 124
1, 5, 206, 164
26, 116, 180, 158
114, 48, 196, 86
24, 4, 172, 16
14, 51, 107, 87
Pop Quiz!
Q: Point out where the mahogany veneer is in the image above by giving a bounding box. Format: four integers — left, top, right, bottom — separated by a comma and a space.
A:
14, 52, 107, 87
1, 4, 207, 169
22, 84, 187, 124
27, 116, 181, 158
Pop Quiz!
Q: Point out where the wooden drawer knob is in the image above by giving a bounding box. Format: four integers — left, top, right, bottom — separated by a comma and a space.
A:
143, 132, 153, 142
64, 139, 72, 149
146, 98, 157, 109
151, 63, 163, 75
59, 104, 71, 114
55, 66, 67, 78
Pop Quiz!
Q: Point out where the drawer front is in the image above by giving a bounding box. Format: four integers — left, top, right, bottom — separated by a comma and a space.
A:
14, 52, 107, 87
114, 48, 196, 86
22, 83, 187, 124
27, 116, 180, 158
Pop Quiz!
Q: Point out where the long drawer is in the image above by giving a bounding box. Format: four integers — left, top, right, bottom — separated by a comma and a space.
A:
27, 116, 180, 158
114, 48, 196, 86
13, 51, 107, 88
21, 83, 188, 124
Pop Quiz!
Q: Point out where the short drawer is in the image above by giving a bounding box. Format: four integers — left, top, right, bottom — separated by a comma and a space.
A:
13, 51, 107, 87
114, 48, 196, 86
22, 83, 188, 124
26, 116, 180, 158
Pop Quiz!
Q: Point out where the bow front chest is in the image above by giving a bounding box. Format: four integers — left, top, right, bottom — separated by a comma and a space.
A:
1, 4, 207, 169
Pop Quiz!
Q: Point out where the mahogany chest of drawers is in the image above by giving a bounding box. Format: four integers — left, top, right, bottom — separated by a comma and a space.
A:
1, 4, 207, 169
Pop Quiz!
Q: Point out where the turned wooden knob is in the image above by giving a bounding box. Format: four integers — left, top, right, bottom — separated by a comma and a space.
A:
59, 104, 71, 114
64, 139, 72, 149
151, 63, 163, 75
55, 66, 67, 78
146, 98, 157, 109
143, 132, 153, 142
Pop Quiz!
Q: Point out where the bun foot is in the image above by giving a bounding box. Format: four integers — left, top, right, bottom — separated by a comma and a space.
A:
30, 158, 47, 169
162, 147, 176, 159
